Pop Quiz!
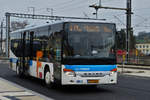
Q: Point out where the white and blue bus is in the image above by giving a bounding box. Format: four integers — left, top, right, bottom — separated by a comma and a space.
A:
10, 21, 117, 86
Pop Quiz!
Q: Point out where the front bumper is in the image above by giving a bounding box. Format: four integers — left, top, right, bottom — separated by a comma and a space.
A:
61, 65, 117, 85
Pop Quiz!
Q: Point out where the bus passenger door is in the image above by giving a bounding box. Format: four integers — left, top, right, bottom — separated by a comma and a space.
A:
29, 31, 34, 60
28, 31, 36, 77
19, 32, 27, 75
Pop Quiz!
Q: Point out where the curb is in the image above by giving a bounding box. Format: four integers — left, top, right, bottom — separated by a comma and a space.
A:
0, 57, 9, 64
118, 65, 150, 70
118, 68, 150, 78
0, 57, 9, 60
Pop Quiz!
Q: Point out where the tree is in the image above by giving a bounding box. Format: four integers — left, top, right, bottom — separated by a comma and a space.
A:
136, 31, 150, 43
116, 28, 136, 50
129, 28, 136, 49
116, 29, 126, 50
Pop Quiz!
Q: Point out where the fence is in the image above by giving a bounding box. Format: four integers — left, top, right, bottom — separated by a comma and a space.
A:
117, 50, 150, 65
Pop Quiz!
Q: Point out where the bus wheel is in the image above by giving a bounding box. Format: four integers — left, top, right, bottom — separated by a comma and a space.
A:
16, 65, 19, 75
16, 64, 23, 77
44, 69, 51, 86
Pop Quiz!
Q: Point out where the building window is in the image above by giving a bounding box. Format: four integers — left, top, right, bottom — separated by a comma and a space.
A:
146, 50, 149, 52
143, 45, 145, 48
146, 50, 149, 55
140, 45, 142, 48
147, 45, 149, 48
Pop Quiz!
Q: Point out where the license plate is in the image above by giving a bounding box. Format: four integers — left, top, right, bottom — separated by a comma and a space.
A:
87, 80, 99, 83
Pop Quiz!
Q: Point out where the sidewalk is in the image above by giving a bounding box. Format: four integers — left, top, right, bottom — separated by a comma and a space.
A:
118, 67, 150, 78
0, 56, 9, 60
0, 78, 51, 100
118, 64, 150, 70
0, 56, 9, 64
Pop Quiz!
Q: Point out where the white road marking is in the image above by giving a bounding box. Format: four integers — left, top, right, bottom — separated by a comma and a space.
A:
0, 91, 34, 97
0, 91, 34, 100
0, 96, 11, 100
0, 78, 54, 100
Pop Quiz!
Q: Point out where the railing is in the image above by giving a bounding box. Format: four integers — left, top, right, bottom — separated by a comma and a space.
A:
117, 55, 150, 66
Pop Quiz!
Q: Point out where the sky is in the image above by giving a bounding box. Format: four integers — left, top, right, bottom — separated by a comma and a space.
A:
0, 0, 150, 35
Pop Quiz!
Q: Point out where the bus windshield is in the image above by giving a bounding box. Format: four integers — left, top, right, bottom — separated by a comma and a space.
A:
63, 22, 116, 60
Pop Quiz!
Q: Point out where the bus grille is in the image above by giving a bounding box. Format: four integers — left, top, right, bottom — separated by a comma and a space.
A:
79, 72, 109, 77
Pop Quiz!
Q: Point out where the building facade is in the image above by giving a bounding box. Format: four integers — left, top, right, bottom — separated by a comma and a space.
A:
136, 43, 150, 55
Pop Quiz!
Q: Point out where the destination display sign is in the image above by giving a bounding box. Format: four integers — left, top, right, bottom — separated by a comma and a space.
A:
69, 23, 113, 33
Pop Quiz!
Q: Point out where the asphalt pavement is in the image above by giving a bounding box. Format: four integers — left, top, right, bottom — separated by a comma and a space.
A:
0, 63, 150, 100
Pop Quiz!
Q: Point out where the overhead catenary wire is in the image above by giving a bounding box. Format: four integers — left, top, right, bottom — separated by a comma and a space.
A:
52, 0, 116, 12
133, 7, 150, 12
47, 0, 74, 8
133, 14, 150, 28
33, 0, 87, 15
29, 0, 77, 13
54, 0, 86, 10
55, 2, 88, 12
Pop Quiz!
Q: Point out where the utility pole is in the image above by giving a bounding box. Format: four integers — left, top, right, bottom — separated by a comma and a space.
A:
51, 8, 53, 16
0, 19, 6, 55
89, 0, 132, 63
28, 7, 35, 19
0, 21, 3, 54
47, 8, 54, 16
93, 0, 101, 19
5, 13, 10, 57
126, 0, 132, 62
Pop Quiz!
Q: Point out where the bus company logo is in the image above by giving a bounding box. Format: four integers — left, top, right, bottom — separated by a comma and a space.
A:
75, 68, 90, 71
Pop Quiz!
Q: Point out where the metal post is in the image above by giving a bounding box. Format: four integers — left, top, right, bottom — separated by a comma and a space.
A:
126, 0, 132, 63
29, 7, 35, 15
5, 12, 10, 57
47, 8, 54, 16
0, 21, 3, 54
51, 8, 53, 16
96, 8, 98, 19
99, 0, 101, 6
28, 7, 35, 19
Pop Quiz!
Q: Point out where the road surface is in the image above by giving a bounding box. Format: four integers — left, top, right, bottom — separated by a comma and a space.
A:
0, 63, 150, 100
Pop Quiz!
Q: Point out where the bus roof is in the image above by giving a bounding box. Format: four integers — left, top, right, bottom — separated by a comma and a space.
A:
10, 19, 115, 34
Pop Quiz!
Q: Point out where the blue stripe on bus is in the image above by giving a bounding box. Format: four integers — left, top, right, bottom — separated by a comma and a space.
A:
10, 58, 33, 67
10, 58, 18, 63
29, 60, 33, 66
64, 65, 117, 71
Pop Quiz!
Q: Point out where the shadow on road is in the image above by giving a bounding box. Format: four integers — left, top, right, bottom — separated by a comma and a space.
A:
0, 63, 114, 100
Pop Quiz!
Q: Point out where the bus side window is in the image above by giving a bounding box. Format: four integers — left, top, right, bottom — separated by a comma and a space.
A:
33, 40, 42, 57
48, 32, 62, 62
48, 34, 55, 61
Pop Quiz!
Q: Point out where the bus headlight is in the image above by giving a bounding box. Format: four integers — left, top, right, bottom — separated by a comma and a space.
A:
65, 72, 76, 77
63, 68, 76, 77
110, 68, 117, 76
110, 71, 115, 76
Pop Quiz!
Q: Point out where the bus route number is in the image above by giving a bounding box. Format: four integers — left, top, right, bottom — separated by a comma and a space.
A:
69, 24, 100, 32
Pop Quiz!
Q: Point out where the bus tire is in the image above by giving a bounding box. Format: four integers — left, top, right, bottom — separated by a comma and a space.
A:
16, 63, 23, 77
44, 68, 55, 88
44, 69, 51, 85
